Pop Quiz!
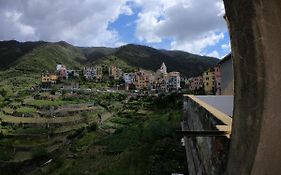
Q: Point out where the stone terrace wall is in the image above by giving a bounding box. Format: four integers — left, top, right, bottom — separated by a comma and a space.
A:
182, 96, 229, 175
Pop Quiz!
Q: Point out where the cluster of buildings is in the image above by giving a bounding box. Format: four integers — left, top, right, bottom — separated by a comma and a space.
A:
84, 62, 181, 93
124, 62, 181, 93
83, 65, 124, 81
41, 62, 181, 93
186, 54, 234, 95
41, 64, 80, 89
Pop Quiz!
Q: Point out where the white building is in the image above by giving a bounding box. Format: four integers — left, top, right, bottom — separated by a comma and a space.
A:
159, 62, 167, 74
83, 67, 96, 80
167, 72, 181, 90
123, 73, 135, 84
56, 64, 64, 71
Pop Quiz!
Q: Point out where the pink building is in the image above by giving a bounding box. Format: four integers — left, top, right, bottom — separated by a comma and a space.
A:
57, 64, 67, 79
214, 65, 221, 95
188, 76, 203, 91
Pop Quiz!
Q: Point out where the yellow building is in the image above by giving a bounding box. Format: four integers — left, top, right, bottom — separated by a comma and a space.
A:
202, 68, 215, 94
96, 66, 103, 80
41, 73, 58, 83
134, 71, 149, 90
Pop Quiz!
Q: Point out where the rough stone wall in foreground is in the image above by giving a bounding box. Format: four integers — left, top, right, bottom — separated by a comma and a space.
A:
224, 0, 281, 174
183, 96, 229, 175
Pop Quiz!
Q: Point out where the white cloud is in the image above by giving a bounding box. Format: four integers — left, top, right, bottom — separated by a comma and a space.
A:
221, 42, 231, 50
207, 50, 219, 58
134, 0, 227, 54
0, 0, 133, 47
171, 32, 224, 53
0, 0, 228, 54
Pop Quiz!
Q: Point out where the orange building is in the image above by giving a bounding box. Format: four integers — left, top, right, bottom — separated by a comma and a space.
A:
134, 71, 149, 90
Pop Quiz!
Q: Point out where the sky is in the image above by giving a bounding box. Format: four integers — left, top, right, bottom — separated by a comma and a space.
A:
0, 0, 231, 58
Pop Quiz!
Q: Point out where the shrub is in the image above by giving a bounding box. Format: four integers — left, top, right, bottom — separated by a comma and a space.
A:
87, 122, 98, 131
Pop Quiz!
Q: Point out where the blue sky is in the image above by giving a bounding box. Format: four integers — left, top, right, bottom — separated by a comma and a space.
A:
0, 0, 230, 58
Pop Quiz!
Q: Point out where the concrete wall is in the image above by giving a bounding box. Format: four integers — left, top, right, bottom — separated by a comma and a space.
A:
224, 0, 281, 174
220, 58, 234, 95
182, 96, 229, 175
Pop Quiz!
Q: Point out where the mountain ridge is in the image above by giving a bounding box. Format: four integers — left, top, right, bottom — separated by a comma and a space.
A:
0, 40, 219, 78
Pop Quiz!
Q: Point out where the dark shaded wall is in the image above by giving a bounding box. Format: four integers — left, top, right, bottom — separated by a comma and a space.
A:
220, 58, 234, 95
223, 0, 281, 174
182, 96, 229, 175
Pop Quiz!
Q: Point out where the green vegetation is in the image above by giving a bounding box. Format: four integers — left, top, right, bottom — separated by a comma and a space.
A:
0, 39, 209, 174
16, 106, 36, 113
15, 127, 49, 135
31, 94, 188, 175
31, 147, 49, 160
0, 147, 14, 161
0, 41, 217, 88
25, 99, 78, 108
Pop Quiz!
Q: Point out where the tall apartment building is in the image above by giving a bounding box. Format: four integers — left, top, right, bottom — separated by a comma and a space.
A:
202, 68, 215, 94
108, 65, 122, 80
167, 72, 181, 90
214, 65, 221, 95
83, 67, 96, 80
188, 76, 203, 91
123, 73, 135, 84
95, 66, 103, 80
134, 71, 149, 90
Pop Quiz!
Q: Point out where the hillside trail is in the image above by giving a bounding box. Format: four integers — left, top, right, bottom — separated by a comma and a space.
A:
97, 111, 115, 134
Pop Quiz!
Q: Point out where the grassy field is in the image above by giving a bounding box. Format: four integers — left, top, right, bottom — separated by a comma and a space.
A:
16, 106, 37, 113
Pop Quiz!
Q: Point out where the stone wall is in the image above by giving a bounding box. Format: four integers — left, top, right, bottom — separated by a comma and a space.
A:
182, 96, 229, 175
224, 0, 281, 174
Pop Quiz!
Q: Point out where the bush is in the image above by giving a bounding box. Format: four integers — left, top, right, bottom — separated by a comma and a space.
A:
87, 122, 98, 131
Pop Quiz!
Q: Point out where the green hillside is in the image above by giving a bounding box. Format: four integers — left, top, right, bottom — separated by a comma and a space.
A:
114, 44, 218, 77
0, 41, 87, 92
80, 47, 116, 63
14, 42, 86, 72
0, 40, 219, 91
0, 40, 46, 70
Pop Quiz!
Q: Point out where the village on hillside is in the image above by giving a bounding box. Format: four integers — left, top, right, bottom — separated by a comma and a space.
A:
39, 55, 233, 96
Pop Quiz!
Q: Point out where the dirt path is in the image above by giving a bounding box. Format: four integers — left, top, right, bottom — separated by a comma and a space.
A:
97, 111, 115, 133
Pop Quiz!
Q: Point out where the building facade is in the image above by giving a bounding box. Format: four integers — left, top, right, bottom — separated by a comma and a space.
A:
159, 62, 167, 74
108, 65, 122, 80
167, 72, 181, 90
123, 73, 135, 84
41, 73, 58, 83
219, 54, 234, 95
214, 65, 221, 95
95, 66, 103, 80
188, 76, 203, 91
134, 71, 149, 90
57, 64, 67, 79
203, 68, 215, 94
83, 67, 96, 80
